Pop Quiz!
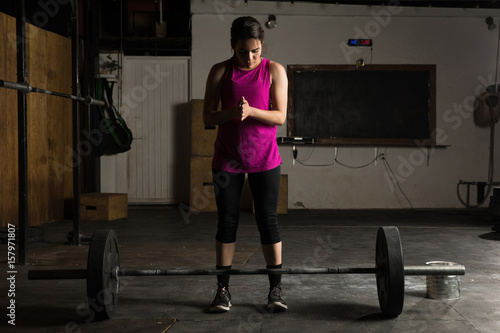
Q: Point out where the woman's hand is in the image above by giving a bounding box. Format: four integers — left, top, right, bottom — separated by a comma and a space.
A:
238, 96, 250, 121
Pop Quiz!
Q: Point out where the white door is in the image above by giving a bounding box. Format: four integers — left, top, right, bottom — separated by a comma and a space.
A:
119, 56, 190, 204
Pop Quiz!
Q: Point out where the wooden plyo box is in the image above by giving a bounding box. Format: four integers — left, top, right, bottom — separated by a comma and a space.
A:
191, 99, 217, 156
250, 174, 288, 215
189, 156, 254, 213
190, 156, 217, 212
277, 174, 288, 215
80, 193, 128, 221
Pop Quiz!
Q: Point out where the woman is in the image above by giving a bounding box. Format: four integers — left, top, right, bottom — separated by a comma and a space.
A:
203, 16, 288, 313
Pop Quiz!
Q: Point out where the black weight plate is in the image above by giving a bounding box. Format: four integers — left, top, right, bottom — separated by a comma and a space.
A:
376, 226, 405, 317
87, 229, 120, 321
494, 187, 500, 196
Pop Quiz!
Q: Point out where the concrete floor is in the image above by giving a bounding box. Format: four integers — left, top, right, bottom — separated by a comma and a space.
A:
1, 207, 500, 332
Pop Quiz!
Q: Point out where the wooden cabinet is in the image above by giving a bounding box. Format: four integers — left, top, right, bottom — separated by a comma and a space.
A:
190, 100, 218, 212
189, 156, 217, 212
191, 99, 217, 156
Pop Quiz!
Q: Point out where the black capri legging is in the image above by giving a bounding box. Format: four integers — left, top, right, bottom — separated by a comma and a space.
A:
212, 165, 281, 245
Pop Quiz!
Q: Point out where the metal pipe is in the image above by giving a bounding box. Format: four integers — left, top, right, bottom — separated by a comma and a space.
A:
16, 0, 28, 266
27, 264, 466, 280
82, 0, 101, 194
71, 0, 81, 246
28, 269, 88, 280
0, 79, 105, 106
0, 80, 32, 92
403, 265, 465, 276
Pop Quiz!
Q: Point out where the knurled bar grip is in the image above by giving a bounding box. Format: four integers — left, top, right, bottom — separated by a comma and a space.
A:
0, 79, 105, 106
27, 265, 465, 280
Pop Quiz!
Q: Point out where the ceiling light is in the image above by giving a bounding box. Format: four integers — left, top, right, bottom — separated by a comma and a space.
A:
265, 15, 277, 29
486, 17, 497, 30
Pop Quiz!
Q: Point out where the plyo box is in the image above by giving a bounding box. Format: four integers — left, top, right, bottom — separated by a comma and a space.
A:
80, 193, 128, 221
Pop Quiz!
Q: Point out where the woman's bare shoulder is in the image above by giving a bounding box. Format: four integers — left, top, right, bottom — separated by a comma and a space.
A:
269, 60, 286, 80
269, 60, 286, 72
209, 60, 229, 76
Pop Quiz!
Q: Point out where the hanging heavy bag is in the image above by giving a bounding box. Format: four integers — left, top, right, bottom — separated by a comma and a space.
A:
94, 78, 133, 156
474, 91, 500, 127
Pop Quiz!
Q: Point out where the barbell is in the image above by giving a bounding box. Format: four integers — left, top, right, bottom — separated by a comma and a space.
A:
28, 226, 465, 321
0, 79, 105, 106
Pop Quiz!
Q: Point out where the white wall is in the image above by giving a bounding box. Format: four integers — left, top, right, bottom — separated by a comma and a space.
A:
191, 0, 500, 209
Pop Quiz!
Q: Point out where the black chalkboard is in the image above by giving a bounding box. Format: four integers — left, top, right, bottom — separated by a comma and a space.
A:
287, 65, 436, 146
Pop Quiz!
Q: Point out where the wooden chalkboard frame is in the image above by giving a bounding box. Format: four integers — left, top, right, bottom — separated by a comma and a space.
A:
286, 64, 437, 146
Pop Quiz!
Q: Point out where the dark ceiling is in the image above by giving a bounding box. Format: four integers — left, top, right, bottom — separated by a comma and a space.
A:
0, 0, 191, 56
1, 1, 499, 56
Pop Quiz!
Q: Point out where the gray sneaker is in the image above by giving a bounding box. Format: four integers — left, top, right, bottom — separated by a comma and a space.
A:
209, 283, 232, 312
267, 284, 287, 312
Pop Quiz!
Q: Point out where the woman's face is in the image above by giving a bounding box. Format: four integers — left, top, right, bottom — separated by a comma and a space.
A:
232, 38, 262, 70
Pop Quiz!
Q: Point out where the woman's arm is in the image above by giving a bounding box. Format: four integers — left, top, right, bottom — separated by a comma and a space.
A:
240, 61, 288, 126
203, 61, 240, 126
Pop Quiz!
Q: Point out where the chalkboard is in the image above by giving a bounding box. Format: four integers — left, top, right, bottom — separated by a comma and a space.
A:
287, 65, 436, 146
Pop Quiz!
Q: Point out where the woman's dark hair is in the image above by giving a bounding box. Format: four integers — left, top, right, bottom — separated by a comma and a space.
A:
231, 16, 265, 43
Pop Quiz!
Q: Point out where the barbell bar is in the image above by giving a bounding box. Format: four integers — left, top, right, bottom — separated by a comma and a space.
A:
27, 265, 465, 280
27, 227, 466, 321
119, 266, 467, 276
0, 79, 105, 106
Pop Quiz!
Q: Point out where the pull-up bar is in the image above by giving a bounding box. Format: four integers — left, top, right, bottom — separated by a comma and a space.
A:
0, 79, 105, 106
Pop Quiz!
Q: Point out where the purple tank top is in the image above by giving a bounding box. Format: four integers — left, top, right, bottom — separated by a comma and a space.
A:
212, 57, 282, 173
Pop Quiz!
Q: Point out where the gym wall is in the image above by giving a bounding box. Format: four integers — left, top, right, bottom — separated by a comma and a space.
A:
0, 12, 72, 227
190, 1, 500, 209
